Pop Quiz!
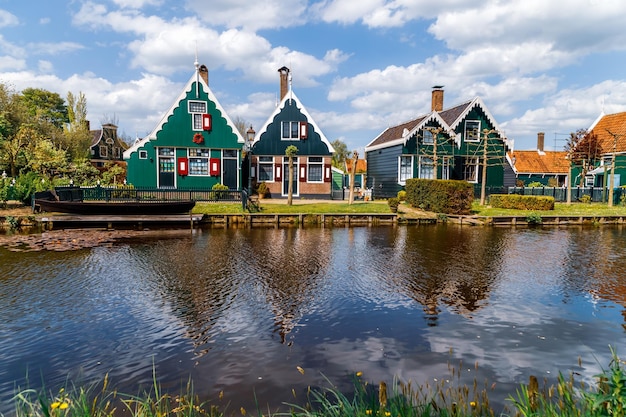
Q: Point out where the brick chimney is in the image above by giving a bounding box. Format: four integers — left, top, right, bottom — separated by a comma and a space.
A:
431, 86, 444, 112
199, 64, 209, 85
278, 66, 290, 100
537, 132, 545, 152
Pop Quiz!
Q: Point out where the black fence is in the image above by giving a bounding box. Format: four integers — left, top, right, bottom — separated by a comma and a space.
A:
476, 185, 625, 204
55, 186, 244, 203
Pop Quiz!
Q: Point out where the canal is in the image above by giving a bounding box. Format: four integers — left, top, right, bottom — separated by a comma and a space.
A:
1, 225, 625, 414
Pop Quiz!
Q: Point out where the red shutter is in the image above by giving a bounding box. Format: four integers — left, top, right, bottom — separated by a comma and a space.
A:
300, 164, 307, 182
299, 122, 308, 139
209, 158, 220, 176
275, 163, 282, 182
177, 157, 188, 176
324, 163, 331, 182
202, 114, 212, 131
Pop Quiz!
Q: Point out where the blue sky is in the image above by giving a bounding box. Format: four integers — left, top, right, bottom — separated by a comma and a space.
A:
2, 0, 626, 152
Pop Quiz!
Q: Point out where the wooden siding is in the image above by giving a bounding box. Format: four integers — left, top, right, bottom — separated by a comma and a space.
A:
366, 144, 403, 198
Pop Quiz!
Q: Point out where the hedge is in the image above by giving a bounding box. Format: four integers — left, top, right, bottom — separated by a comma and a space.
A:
489, 194, 555, 210
405, 179, 474, 215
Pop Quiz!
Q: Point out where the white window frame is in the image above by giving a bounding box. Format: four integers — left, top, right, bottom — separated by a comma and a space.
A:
419, 156, 434, 179
464, 157, 479, 183
282, 121, 303, 140
398, 155, 413, 185
99, 145, 108, 157
423, 129, 434, 144
465, 120, 481, 142
441, 157, 450, 180
258, 156, 274, 182
188, 148, 210, 176
139, 150, 148, 159
307, 156, 323, 183
189, 101, 207, 131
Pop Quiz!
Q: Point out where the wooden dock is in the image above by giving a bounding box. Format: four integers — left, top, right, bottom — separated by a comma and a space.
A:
201, 213, 399, 227
40, 214, 204, 230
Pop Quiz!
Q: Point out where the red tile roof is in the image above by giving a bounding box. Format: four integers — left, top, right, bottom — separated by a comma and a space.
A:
589, 111, 626, 154
509, 150, 569, 174
345, 159, 367, 173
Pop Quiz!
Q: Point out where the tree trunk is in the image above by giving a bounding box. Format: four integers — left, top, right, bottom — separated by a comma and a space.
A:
287, 155, 293, 206
348, 151, 359, 205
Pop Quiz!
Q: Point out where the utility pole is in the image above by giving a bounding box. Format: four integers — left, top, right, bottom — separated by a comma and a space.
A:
425, 127, 445, 180
606, 129, 621, 207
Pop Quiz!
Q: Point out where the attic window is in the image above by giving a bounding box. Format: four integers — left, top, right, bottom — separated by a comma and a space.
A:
282, 121, 307, 140
139, 150, 148, 159
423, 129, 434, 144
465, 120, 480, 142
189, 101, 208, 131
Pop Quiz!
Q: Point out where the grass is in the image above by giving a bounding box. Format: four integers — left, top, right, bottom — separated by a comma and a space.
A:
472, 202, 626, 217
6, 349, 626, 417
193, 201, 391, 215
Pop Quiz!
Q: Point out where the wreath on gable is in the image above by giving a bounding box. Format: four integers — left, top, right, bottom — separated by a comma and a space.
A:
193, 133, 204, 144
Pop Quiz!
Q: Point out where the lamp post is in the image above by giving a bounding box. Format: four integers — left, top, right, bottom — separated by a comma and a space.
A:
246, 126, 255, 192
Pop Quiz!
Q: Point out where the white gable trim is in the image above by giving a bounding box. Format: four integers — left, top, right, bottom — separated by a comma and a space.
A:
253, 91, 335, 153
123, 69, 244, 159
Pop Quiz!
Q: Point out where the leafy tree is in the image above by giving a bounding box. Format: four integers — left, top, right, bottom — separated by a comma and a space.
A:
285, 145, 298, 206
331, 139, 350, 169
101, 161, 125, 185
348, 150, 359, 205
64, 91, 92, 160
27, 139, 68, 178
19, 88, 68, 128
565, 129, 601, 186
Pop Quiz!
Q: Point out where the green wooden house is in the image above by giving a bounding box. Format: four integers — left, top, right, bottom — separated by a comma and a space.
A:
364, 87, 513, 198
248, 67, 335, 199
123, 64, 244, 189
578, 111, 626, 190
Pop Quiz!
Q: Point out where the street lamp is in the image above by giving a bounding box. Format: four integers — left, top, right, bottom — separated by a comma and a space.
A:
245, 126, 255, 192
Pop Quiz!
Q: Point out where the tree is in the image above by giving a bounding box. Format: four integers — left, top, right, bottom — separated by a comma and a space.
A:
348, 150, 359, 205
20, 88, 68, 129
285, 145, 298, 206
27, 139, 68, 179
331, 139, 350, 169
564, 129, 601, 187
64, 91, 92, 160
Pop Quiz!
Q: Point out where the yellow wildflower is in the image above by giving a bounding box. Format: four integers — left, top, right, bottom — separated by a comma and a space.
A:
385, 412, 391, 417
51, 402, 61, 409
365, 410, 372, 415
59, 403, 69, 410
470, 401, 477, 407
356, 371, 363, 377
296, 366, 305, 375
240, 407, 246, 416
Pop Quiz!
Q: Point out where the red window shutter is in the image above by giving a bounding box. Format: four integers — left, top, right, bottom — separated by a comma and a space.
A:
300, 164, 307, 182
209, 158, 220, 176
299, 122, 308, 139
324, 164, 331, 182
177, 157, 188, 176
202, 114, 212, 131
275, 163, 282, 181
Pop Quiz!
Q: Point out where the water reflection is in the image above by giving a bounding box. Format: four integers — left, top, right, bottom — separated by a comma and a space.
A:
1, 226, 626, 415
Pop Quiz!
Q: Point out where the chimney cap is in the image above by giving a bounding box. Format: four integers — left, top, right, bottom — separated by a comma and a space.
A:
432, 85, 444, 90
278, 66, 290, 73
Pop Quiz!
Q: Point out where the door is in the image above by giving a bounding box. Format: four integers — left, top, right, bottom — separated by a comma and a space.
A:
283, 157, 298, 196
158, 148, 175, 188
222, 150, 238, 189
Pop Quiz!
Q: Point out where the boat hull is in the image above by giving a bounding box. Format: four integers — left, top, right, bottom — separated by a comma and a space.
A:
35, 199, 196, 215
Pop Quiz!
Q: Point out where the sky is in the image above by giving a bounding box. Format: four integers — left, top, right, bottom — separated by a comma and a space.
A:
1, 0, 626, 153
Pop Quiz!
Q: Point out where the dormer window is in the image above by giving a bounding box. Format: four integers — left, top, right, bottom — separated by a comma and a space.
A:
189, 101, 208, 131
423, 129, 434, 144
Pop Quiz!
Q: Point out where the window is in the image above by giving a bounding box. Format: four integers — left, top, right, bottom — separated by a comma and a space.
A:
113, 147, 121, 158
139, 150, 148, 159
308, 157, 323, 182
441, 157, 450, 180
282, 121, 307, 140
189, 101, 207, 131
100, 145, 107, 157
465, 120, 480, 142
419, 156, 434, 179
464, 157, 479, 182
423, 129, 434, 144
188, 148, 210, 176
158, 148, 175, 156
399, 155, 413, 184
258, 156, 274, 182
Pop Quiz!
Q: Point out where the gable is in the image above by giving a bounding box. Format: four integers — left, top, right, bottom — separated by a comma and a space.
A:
588, 111, 626, 154
252, 91, 334, 156
123, 70, 243, 159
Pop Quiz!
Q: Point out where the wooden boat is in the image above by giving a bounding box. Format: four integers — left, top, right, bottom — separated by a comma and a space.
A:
35, 198, 196, 215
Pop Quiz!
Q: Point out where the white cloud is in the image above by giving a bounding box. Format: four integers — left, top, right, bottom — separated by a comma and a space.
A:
0, 9, 19, 27
0, 56, 26, 72
29, 42, 85, 56
39, 17, 51, 25
186, 0, 308, 31
112, 0, 163, 8
38, 60, 54, 73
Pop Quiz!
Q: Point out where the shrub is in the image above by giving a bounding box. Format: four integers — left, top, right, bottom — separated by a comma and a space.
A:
489, 194, 555, 210
581, 194, 592, 204
527, 181, 543, 188
257, 182, 268, 197
387, 197, 399, 212
525, 212, 543, 224
405, 179, 473, 215
397, 190, 406, 201
210, 183, 229, 200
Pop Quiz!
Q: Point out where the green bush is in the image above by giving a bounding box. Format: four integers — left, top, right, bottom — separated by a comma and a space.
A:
405, 179, 473, 215
527, 181, 543, 188
489, 194, 555, 210
397, 190, 406, 201
387, 197, 399, 212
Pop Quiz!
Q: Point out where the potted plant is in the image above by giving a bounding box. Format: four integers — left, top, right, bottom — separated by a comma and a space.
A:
257, 182, 269, 199
388, 197, 399, 213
